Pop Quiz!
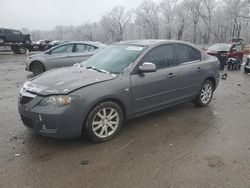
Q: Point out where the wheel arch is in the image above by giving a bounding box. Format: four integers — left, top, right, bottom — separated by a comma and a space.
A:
30, 60, 46, 71
88, 97, 127, 120
205, 76, 216, 90
81, 97, 127, 135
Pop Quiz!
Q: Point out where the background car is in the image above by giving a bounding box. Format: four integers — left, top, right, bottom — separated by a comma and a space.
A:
19, 40, 220, 142
45, 40, 65, 50
244, 55, 250, 73
206, 43, 244, 70
207, 43, 244, 60
31, 39, 51, 51
25, 41, 107, 75
0, 28, 31, 45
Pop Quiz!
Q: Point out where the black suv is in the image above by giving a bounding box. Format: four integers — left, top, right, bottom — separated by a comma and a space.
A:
0, 28, 31, 45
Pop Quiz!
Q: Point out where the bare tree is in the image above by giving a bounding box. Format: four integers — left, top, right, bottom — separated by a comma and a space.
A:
135, 0, 160, 39
223, 0, 250, 39
198, 0, 217, 43
173, 2, 188, 40
160, 0, 177, 39
185, 0, 202, 43
100, 6, 131, 42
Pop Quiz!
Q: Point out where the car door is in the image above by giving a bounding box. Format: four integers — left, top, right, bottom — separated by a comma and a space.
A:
72, 44, 97, 64
45, 44, 75, 69
130, 44, 179, 115
230, 44, 244, 60
175, 44, 203, 100
3, 29, 13, 42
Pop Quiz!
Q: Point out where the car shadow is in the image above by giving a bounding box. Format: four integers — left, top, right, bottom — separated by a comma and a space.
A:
18, 101, 216, 165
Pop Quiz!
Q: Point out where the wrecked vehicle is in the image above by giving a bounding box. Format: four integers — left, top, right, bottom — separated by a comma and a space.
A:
25, 41, 107, 75
0, 28, 31, 45
18, 40, 220, 142
206, 43, 244, 70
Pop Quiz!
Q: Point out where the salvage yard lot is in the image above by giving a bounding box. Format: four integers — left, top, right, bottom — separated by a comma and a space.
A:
0, 53, 250, 187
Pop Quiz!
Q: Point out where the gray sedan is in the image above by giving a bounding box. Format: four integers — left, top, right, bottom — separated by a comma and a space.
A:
25, 41, 107, 75
18, 40, 220, 142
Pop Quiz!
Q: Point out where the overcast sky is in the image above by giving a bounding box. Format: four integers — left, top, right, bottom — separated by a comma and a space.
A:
0, 0, 150, 30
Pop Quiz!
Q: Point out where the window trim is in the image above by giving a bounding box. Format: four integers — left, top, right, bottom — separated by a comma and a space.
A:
174, 43, 201, 65
73, 43, 98, 53
131, 43, 176, 75
50, 44, 74, 54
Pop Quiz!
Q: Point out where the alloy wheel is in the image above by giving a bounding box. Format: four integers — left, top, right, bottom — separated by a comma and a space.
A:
92, 107, 120, 139
200, 83, 213, 104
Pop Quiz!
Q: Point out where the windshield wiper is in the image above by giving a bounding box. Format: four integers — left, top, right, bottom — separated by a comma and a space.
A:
85, 66, 110, 74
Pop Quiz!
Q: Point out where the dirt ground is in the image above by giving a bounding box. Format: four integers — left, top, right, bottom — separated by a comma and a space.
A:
0, 52, 249, 188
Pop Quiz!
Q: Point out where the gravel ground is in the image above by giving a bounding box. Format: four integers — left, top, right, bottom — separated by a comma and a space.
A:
0, 52, 250, 188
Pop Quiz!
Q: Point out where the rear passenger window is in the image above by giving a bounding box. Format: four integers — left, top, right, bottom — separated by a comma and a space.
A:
142, 45, 174, 69
175, 44, 201, 64
234, 44, 242, 51
50, 44, 74, 54
75, 44, 97, 53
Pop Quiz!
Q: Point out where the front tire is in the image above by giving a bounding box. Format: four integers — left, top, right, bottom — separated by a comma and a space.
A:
193, 80, 214, 107
84, 101, 124, 142
30, 62, 45, 75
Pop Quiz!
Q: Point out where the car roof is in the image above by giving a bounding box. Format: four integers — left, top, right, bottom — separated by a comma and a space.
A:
116, 39, 197, 48
0, 28, 19, 31
64, 41, 107, 47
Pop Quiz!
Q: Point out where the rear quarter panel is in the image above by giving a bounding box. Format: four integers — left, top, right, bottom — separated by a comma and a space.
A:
202, 55, 220, 89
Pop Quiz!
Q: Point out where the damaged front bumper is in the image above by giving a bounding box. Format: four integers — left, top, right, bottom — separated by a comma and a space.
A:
18, 91, 84, 139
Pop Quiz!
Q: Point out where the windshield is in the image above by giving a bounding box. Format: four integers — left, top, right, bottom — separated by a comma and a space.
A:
81, 44, 145, 74
208, 43, 232, 51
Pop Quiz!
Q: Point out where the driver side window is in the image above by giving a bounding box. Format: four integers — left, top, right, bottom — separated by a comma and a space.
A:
50, 44, 74, 54
142, 45, 174, 69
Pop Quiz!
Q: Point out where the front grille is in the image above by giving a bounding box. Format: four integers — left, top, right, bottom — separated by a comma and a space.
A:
20, 95, 33, 105
21, 116, 34, 128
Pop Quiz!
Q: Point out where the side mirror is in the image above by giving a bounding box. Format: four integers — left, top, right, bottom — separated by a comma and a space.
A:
139, 62, 156, 73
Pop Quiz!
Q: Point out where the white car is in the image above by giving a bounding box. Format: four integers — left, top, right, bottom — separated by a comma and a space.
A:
25, 41, 107, 75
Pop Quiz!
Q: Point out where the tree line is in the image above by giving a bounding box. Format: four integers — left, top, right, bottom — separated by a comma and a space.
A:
23, 0, 250, 45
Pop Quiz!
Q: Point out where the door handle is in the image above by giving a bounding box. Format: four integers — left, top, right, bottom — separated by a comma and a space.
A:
167, 73, 176, 78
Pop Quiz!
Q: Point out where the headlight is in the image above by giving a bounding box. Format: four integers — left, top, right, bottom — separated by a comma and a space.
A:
38, 95, 78, 107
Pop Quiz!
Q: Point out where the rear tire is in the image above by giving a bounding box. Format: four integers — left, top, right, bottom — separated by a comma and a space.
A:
17, 46, 27, 54
83, 101, 124, 143
30, 62, 45, 75
11, 46, 27, 54
193, 80, 214, 107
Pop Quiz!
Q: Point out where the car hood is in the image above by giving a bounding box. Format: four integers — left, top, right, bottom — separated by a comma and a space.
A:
28, 52, 46, 59
23, 66, 116, 96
